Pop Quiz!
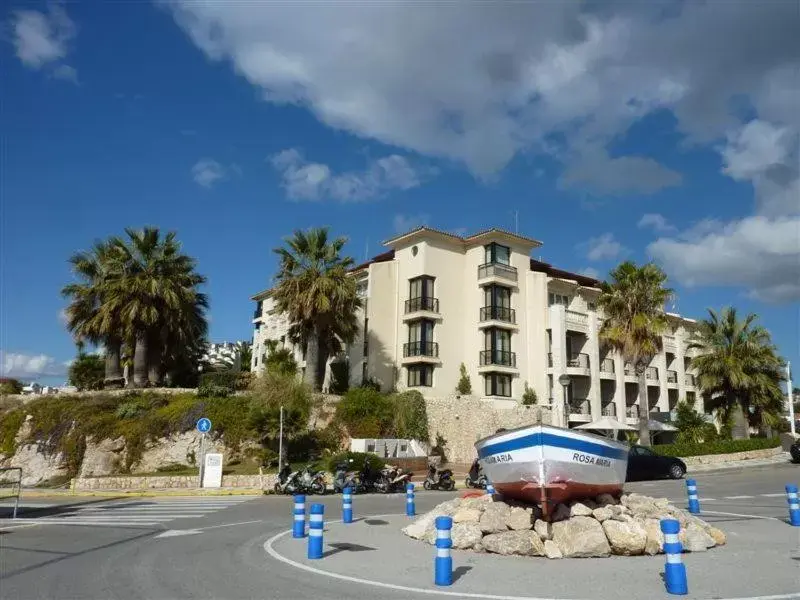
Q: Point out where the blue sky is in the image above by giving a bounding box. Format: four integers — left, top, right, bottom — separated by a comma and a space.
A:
1, 2, 798, 386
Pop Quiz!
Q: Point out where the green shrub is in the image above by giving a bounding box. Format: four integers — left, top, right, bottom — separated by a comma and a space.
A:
431, 432, 448, 462
522, 383, 537, 406
359, 377, 381, 392
235, 371, 254, 390
335, 387, 393, 437
68, 353, 105, 391
456, 363, 472, 395
0, 408, 25, 455
198, 384, 232, 398
0, 377, 23, 395
391, 390, 429, 441
156, 463, 191, 473
264, 348, 298, 376
325, 451, 385, 474
199, 370, 238, 392
652, 437, 781, 458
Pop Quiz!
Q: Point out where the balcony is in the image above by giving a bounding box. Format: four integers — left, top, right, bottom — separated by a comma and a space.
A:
403, 296, 440, 321
478, 349, 517, 373
479, 305, 517, 328
624, 364, 638, 382
601, 403, 617, 417
666, 370, 678, 387
646, 366, 659, 384
626, 405, 639, 424
402, 341, 440, 364
568, 399, 592, 423
567, 353, 590, 376
477, 262, 518, 284
685, 374, 696, 388
663, 334, 677, 352
565, 310, 589, 333
600, 358, 615, 379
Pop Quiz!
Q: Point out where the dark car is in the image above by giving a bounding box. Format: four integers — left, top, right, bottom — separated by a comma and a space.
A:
790, 440, 800, 464
626, 445, 687, 481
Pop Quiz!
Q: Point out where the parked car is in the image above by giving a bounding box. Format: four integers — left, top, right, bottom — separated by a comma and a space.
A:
790, 440, 800, 464
626, 444, 687, 481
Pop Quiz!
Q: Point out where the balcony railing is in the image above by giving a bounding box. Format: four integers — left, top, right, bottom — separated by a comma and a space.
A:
479, 305, 516, 324
601, 403, 617, 417
403, 341, 439, 358
600, 358, 615, 374
568, 353, 590, 369
565, 310, 588, 327
477, 261, 518, 282
405, 296, 439, 314
666, 370, 678, 383
626, 405, 639, 419
646, 367, 659, 381
479, 349, 517, 368
624, 364, 636, 376
685, 374, 696, 387
569, 399, 590, 415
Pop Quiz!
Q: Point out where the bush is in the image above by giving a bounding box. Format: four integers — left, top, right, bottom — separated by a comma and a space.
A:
155, 463, 191, 473
325, 451, 385, 474
248, 371, 315, 444
68, 353, 105, 391
522, 383, 537, 406
198, 384, 232, 398
652, 437, 781, 458
0, 377, 23, 395
431, 432, 448, 462
0, 408, 25, 455
391, 390, 429, 441
199, 370, 238, 392
359, 377, 381, 392
264, 348, 298, 376
235, 372, 254, 390
456, 363, 472, 395
335, 387, 394, 437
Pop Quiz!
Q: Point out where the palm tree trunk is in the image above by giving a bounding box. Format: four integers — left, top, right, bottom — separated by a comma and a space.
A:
103, 338, 124, 388
731, 400, 750, 440
303, 334, 320, 390
637, 369, 652, 447
147, 339, 163, 387
132, 333, 148, 388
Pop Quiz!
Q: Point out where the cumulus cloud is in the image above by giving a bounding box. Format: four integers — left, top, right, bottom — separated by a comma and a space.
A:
270, 149, 427, 201
638, 213, 676, 233
582, 233, 627, 262
392, 213, 429, 234
648, 216, 800, 304
560, 151, 682, 195
10, 4, 77, 81
192, 158, 238, 188
1, 352, 68, 379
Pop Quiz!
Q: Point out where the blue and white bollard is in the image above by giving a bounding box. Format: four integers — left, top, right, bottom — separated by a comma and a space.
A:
342, 487, 353, 524
786, 484, 800, 526
406, 483, 416, 517
661, 518, 688, 595
434, 516, 453, 586
308, 503, 324, 559
686, 479, 700, 514
292, 494, 306, 539
486, 481, 495, 495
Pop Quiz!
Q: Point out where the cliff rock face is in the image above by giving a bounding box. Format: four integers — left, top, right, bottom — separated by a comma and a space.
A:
134, 431, 226, 473
5, 443, 68, 486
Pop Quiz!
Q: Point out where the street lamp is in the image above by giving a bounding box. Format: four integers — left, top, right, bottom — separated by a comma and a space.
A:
558, 374, 571, 428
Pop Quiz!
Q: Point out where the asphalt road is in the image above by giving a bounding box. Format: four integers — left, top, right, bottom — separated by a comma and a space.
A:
1, 463, 798, 600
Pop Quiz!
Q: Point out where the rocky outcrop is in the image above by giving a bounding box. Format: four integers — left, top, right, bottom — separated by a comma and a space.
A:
79, 437, 125, 478
4, 443, 67, 486
402, 493, 727, 559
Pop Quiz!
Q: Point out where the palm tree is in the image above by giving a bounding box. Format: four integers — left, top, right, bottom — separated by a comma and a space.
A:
691, 307, 785, 440
598, 261, 672, 447
104, 227, 208, 387
271, 227, 361, 391
61, 240, 126, 387
237, 342, 253, 372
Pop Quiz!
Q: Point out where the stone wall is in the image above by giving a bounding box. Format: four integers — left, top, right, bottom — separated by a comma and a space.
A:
73, 473, 277, 491
680, 446, 784, 465
425, 397, 552, 463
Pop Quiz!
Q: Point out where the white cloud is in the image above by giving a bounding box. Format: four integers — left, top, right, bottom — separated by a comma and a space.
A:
392, 213, 429, 234
1, 352, 68, 379
560, 151, 682, 195
11, 5, 77, 81
579, 267, 600, 279
582, 233, 627, 262
270, 149, 427, 202
648, 216, 800, 304
638, 213, 676, 233
192, 158, 238, 188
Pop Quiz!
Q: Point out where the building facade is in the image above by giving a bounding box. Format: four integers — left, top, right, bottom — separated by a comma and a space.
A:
251, 227, 702, 428
201, 342, 244, 371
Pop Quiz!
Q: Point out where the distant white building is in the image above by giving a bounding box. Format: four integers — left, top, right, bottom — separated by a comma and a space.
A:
202, 342, 246, 371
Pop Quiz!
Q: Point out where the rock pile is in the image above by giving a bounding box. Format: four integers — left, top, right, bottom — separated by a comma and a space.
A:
402, 493, 726, 559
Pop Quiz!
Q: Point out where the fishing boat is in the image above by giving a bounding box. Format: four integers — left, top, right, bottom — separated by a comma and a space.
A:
474, 424, 629, 512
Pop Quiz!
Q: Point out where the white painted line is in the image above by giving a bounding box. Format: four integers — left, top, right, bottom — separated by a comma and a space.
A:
45, 515, 203, 521
724, 496, 755, 500
9, 520, 162, 527
760, 493, 785, 498
700, 510, 782, 522
263, 516, 800, 600
154, 520, 263, 539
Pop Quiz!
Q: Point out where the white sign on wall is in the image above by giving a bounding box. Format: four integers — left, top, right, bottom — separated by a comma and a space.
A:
202, 453, 223, 488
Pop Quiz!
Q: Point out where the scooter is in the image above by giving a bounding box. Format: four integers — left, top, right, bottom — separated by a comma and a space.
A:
464, 459, 488, 489
374, 465, 413, 493
273, 464, 301, 495
333, 460, 359, 493
423, 463, 455, 491
298, 464, 326, 495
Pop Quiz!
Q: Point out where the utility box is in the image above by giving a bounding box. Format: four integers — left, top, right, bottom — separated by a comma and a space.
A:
202, 453, 223, 488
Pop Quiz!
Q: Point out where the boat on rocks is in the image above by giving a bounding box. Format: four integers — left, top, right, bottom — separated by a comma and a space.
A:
474, 424, 629, 514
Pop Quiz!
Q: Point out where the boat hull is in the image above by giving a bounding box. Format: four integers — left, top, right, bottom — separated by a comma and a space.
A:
474, 425, 629, 509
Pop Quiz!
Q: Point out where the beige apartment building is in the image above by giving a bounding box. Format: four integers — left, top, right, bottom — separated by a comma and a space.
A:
251, 227, 702, 428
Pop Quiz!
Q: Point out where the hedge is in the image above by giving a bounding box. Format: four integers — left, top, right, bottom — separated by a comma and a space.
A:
198, 371, 238, 392
652, 437, 781, 458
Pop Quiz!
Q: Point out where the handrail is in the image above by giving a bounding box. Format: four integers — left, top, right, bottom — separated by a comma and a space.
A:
0, 467, 23, 519
477, 262, 518, 282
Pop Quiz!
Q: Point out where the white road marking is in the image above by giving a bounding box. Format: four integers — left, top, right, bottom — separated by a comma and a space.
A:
700, 510, 782, 522
725, 496, 755, 500
264, 516, 800, 600
760, 493, 786, 498
155, 519, 263, 539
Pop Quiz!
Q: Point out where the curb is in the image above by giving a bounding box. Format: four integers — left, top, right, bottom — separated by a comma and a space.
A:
18, 488, 265, 499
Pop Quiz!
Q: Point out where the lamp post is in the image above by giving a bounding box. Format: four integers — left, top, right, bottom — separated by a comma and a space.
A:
558, 374, 571, 428
277, 406, 285, 474
788, 362, 795, 437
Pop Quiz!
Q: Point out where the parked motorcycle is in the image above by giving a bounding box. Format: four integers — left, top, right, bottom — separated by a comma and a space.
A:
298, 464, 327, 495
273, 464, 301, 495
333, 460, 359, 493
352, 461, 380, 494
464, 459, 487, 489
374, 465, 414, 493
423, 463, 455, 491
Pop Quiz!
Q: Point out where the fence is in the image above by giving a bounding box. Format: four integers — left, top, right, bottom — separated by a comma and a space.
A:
0, 467, 22, 519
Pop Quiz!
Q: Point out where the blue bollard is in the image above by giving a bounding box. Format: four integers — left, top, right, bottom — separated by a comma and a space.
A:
292, 494, 306, 539
686, 479, 700, 514
661, 518, 688, 595
308, 503, 324, 559
486, 481, 495, 495
434, 516, 453, 586
786, 485, 800, 526
342, 487, 353, 524
406, 483, 416, 517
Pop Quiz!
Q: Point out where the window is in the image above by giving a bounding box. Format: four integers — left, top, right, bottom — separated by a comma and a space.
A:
548, 292, 570, 307
484, 284, 511, 308
484, 243, 511, 265
409, 276, 435, 300
588, 302, 596, 311
363, 317, 369, 355
408, 319, 434, 343
485, 373, 512, 397
484, 328, 511, 352
408, 365, 433, 387
254, 355, 258, 367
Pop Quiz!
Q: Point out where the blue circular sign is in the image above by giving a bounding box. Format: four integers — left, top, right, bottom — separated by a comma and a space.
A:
196, 418, 211, 433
